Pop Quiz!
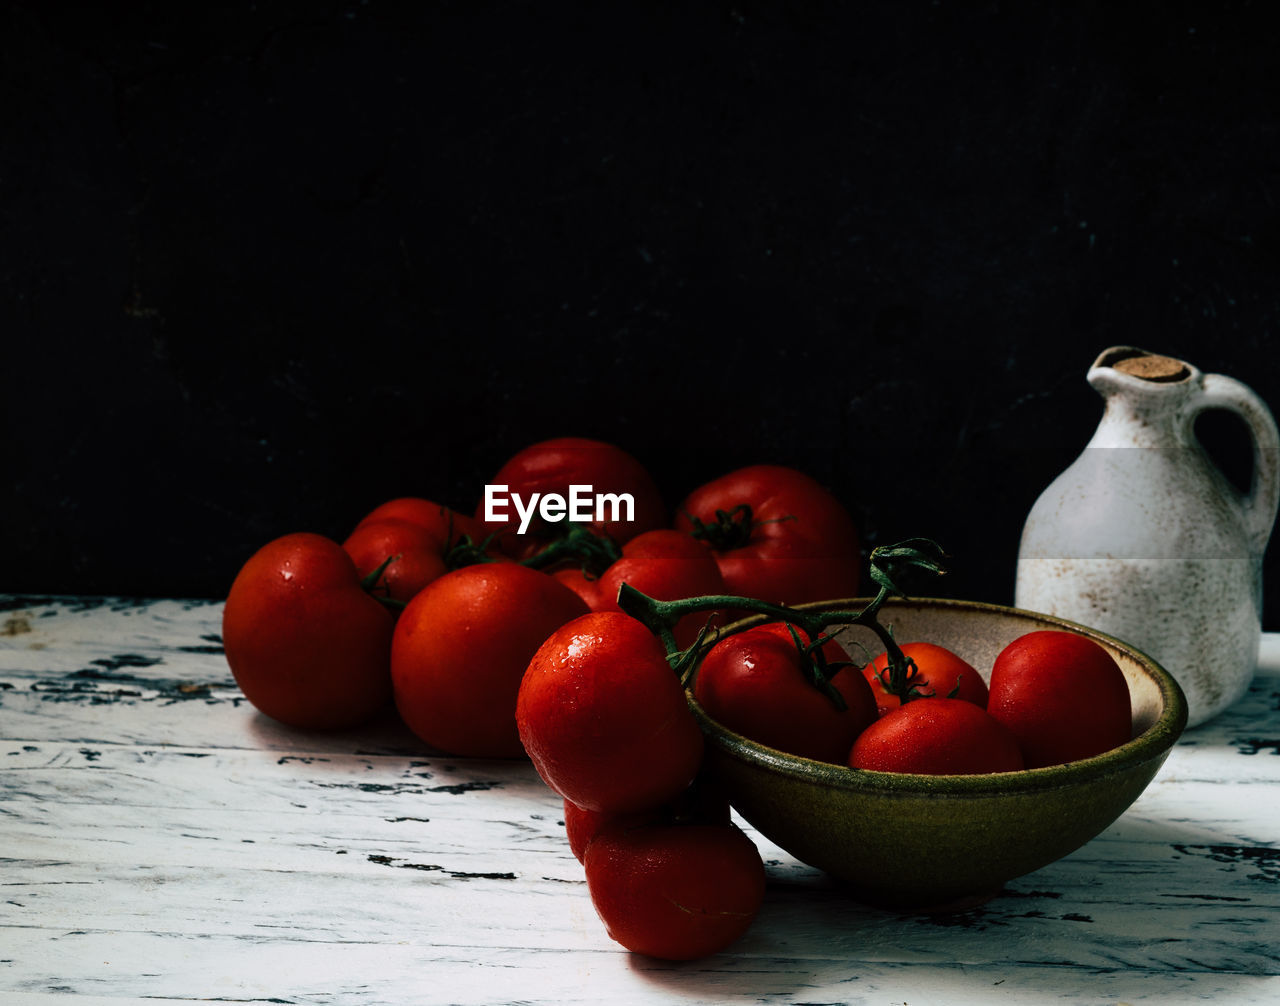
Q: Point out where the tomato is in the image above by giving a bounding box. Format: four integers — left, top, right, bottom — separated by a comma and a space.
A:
986, 630, 1133, 769
694, 622, 877, 764
391, 562, 589, 758
564, 799, 656, 864
563, 780, 730, 863
553, 529, 727, 649
584, 822, 765, 960
343, 498, 491, 605
222, 532, 395, 730
847, 698, 1025, 775
343, 520, 449, 606
477, 437, 667, 556
674, 464, 861, 606
353, 496, 485, 539
862, 641, 989, 717
517, 611, 704, 813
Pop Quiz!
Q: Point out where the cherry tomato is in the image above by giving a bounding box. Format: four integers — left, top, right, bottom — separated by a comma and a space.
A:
222, 532, 395, 730
517, 611, 704, 814
694, 622, 877, 764
847, 698, 1025, 775
674, 464, 861, 606
477, 437, 667, 555
584, 822, 765, 960
343, 499, 491, 605
862, 641, 989, 717
986, 630, 1133, 768
553, 529, 727, 648
391, 562, 589, 757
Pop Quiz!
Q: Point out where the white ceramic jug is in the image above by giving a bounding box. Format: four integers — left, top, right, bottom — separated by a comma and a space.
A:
1015, 346, 1280, 728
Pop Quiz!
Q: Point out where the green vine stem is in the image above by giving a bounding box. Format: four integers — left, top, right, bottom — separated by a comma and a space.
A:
436, 510, 505, 572
429, 519, 624, 577
615, 538, 948, 704
442, 534, 499, 571
359, 554, 407, 613
518, 523, 623, 578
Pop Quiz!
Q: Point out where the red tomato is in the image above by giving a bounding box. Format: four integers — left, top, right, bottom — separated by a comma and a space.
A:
344, 499, 491, 605
342, 520, 447, 605
553, 529, 727, 648
564, 800, 656, 864
863, 641, 989, 716
847, 698, 1025, 775
477, 437, 667, 555
222, 532, 395, 730
694, 622, 877, 764
517, 611, 704, 814
674, 464, 861, 606
353, 496, 485, 539
563, 781, 730, 863
987, 630, 1133, 769
391, 563, 589, 758
584, 822, 765, 960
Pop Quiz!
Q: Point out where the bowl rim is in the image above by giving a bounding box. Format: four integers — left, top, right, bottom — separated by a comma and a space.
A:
688, 595, 1190, 795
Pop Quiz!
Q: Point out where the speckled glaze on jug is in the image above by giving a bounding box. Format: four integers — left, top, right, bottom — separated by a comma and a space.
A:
1015, 346, 1280, 728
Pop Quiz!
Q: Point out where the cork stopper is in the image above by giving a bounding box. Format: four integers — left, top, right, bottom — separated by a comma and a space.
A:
1111, 353, 1190, 382
1096, 347, 1191, 383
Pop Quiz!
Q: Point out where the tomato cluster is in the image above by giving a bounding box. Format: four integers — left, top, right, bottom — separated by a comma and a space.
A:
223, 438, 861, 739
695, 624, 1133, 775
221, 437, 1135, 962
221, 437, 863, 960
517, 610, 767, 959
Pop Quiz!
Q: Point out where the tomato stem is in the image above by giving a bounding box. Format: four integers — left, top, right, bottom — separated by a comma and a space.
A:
682, 504, 797, 552
781, 620, 849, 712
359, 554, 408, 613
436, 511, 503, 571
616, 538, 948, 701
442, 534, 497, 571
519, 523, 623, 578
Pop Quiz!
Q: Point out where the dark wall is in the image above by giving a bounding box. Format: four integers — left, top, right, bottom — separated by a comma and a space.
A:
4, 2, 1279, 623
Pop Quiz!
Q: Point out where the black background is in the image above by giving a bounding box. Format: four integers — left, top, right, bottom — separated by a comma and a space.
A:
4, 1, 1279, 623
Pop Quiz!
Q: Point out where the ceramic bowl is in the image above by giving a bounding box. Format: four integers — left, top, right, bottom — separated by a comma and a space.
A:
687, 597, 1188, 910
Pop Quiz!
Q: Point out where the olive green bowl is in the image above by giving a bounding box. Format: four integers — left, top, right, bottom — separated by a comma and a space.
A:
687, 597, 1188, 910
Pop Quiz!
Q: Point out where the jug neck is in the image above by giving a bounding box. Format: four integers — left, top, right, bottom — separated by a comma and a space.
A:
1085, 347, 1202, 449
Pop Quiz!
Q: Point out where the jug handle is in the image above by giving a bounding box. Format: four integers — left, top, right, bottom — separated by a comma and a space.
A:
1190, 373, 1280, 554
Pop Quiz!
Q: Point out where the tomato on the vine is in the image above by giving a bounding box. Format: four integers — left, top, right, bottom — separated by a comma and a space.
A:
391, 562, 589, 758
848, 697, 1025, 775
862, 641, 989, 717
694, 622, 877, 764
477, 437, 667, 556
517, 611, 704, 814
674, 464, 861, 606
987, 630, 1132, 768
222, 532, 395, 730
553, 529, 727, 649
584, 822, 765, 960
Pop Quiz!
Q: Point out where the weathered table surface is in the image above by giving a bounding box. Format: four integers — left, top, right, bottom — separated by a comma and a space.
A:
2, 595, 1278, 1005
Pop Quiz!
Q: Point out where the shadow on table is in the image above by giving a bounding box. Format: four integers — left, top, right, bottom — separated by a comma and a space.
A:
626, 804, 1279, 999
241, 702, 437, 756
629, 949, 1276, 1004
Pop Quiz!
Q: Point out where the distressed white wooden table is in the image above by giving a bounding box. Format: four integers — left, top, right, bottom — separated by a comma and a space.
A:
2, 595, 1278, 1006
